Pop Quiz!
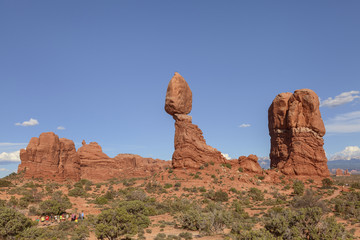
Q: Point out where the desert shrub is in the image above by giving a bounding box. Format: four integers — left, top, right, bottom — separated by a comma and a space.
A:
95, 196, 108, 205
264, 206, 353, 239
145, 181, 166, 194
292, 180, 305, 195
7, 196, 18, 208
174, 182, 181, 188
214, 190, 228, 202
0, 179, 13, 188
350, 182, 360, 189
126, 189, 147, 201
248, 187, 264, 201
68, 187, 87, 197
39, 191, 72, 215
292, 189, 327, 211
238, 167, 243, 172
334, 191, 360, 220
322, 178, 333, 189
95, 201, 150, 239
123, 178, 137, 186
28, 206, 39, 216
164, 183, 173, 189
0, 206, 34, 238
179, 232, 193, 239
70, 222, 90, 240
221, 163, 232, 169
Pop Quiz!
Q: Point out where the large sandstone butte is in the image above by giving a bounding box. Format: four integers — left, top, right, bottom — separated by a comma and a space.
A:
18, 132, 81, 181
268, 89, 330, 177
18, 133, 170, 182
165, 72, 226, 168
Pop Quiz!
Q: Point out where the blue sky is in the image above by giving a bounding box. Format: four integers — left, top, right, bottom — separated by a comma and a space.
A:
1, 1, 359, 177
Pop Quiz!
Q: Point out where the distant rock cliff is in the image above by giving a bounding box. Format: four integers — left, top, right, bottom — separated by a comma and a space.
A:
268, 89, 330, 177
18, 133, 170, 182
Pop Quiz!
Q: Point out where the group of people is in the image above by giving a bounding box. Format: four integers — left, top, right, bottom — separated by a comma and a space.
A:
36, 211, 85, 225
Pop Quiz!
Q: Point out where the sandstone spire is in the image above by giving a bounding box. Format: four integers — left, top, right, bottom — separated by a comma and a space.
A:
268, 89, 330, 177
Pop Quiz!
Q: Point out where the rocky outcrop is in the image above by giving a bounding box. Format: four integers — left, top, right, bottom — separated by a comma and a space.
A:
165, 73, 226, 168
336, 168, 343, 176
344, 169, 350, 176
18, 132, 81, 181
268, 89, 330, 177
18, 133, 170, 182
78, 141, 170, 181
238, 155, 263, 174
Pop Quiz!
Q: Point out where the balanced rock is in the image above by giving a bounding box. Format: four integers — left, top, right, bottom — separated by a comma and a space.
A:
238, 155, 263, 174
165, 72, 192, 115
18, 132, 81, 181
268, 89, 330, 177
165, 73, 226, 168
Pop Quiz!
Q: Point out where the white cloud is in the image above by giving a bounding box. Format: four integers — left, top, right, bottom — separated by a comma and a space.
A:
15, 118, 39, 127
221, 153, 231, 160
239, 123, 251, 128
325, 111, 360, 133
329, 146, 360, 161
0, 150, 21, 162
0, 168, 10, 172
320, 91, 360, 107
0, 143, 27, 147
57, 126, 65, 130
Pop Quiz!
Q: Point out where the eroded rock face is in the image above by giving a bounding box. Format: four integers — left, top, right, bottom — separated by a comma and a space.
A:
268, 89, 330, 177
77, 141, 170, 181
19, 134, 170, 182
165, 73, 226, 168
238, 155, 263, 174
18, 132, 81, 181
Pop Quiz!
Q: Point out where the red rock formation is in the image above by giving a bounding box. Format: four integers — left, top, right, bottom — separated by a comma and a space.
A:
336, 168, 344, 176
344, 169, 350, 176
78, 141, 170, 181
18, 134, 170, 182
268, 89, 330, 177
165, 73, 226, 168
18, 132, 81, 181
238, 155, 263, 174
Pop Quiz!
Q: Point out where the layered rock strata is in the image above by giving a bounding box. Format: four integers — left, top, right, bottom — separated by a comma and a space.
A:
165, 72, 226, 168
18, 133, 170, 182
268, 89, 330, 177
18, 132, 81, 181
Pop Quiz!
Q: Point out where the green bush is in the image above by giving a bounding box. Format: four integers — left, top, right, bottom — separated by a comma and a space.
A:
292, 180, 305, 195
39, 191, 72, 215
214, 190, 229, 202
95, 196, 108, 205
95, 201, 150, 239
164, 183, 173, 189
292, 189, 327, 211
68, 187, 87, 197
0, 207, 34, 238
221, 163, 232, 169
0, 179, 13, 188
264, 206, 353, 239
238, 167, 243, 172
248, 187, 264, 201
179, 232, 193, 239
322, 178, 333, 189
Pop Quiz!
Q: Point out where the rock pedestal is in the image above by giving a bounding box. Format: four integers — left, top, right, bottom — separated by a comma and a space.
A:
268, 89, 330, 177
165, 73, 226, 168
